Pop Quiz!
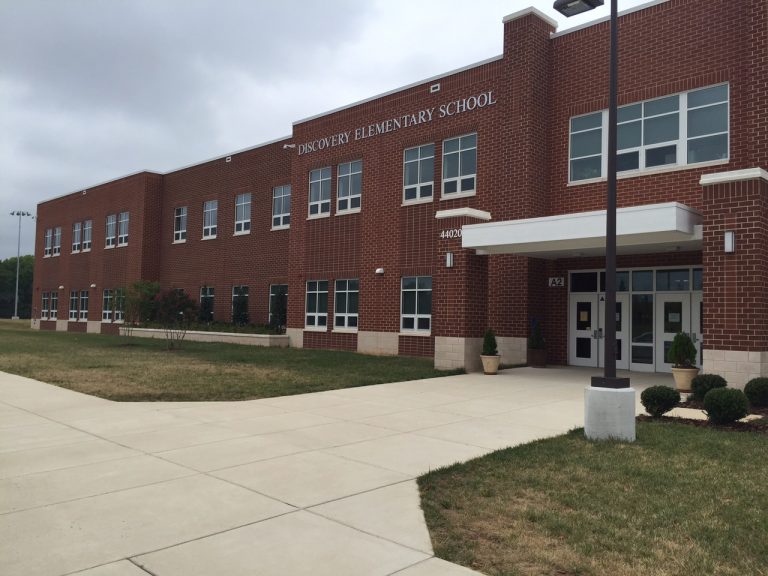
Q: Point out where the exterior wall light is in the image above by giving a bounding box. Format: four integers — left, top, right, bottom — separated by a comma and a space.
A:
58, 285, 64, 290
553, 0, 604, 16
90, 283, 97, 288
375, 267, 384, 275
724, 230, 736, 253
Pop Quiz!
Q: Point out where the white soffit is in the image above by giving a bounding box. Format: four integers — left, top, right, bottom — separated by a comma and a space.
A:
462, 202, 702, 259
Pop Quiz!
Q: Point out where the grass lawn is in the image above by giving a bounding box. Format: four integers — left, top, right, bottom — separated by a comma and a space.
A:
419, 421, 768, 576
0, 320, 459, 401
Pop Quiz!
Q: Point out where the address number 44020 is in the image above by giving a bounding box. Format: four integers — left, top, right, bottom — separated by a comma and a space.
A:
439, 229, 462, 239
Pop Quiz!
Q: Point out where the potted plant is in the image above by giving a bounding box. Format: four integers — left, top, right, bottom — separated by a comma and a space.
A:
668, 331, 699, 392
527, 319, 546, 368
480, 329, 501, 375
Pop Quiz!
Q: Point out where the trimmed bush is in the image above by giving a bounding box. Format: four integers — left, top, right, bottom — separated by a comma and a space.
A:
667, 332, 697, 367
744, 377, 768, 408
482, 329, 498, 356
703, 388, 749, 425
641, 386, 681, 418
691, 374, 727, 402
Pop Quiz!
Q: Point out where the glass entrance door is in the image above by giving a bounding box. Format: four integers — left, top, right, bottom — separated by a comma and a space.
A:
655, 293, 692, 373
691, 292, 703, 366
569, 293, 598, 367
598, 293, 629, 370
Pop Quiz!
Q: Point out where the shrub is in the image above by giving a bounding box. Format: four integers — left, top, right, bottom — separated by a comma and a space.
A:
482, 329, 498, 356
641, 386, 681, 418
667, 332, 697, 367
703, 388, 749, 425
744, 377, 768, 408
691, 374, 727, 402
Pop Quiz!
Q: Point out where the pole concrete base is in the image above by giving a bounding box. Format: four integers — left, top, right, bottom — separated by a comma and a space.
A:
584, 386, 636, 442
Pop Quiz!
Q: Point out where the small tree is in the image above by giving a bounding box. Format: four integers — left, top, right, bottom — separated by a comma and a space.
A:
156, 289, 197, 349
667, 332, 697, 368
482, 329, 498, 356
270, 286, 288, 334
124, 280, 160, 327
232, 286, 249, 326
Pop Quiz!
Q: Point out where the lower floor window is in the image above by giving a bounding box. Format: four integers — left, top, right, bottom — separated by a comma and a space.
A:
334, 279, 359, 329
41, 292, 49, 320
114, 288, 125, 322
102, 289, 113, 321
401, 276, 432, 331
199, 286, 214, 322
69, 291, 78, 320
306, 280, 328, 328
232, 286, 249, 325
50, 291, 58, 320
269, 284, 288, 327
79, 291, 89, 320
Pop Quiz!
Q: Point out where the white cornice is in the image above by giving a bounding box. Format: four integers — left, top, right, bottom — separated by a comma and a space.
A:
699, 168, 768, 186
435, 208, 492, 221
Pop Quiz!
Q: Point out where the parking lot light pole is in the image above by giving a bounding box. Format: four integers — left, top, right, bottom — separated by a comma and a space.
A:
554, 0, 634, 441
9, 211, 32, 320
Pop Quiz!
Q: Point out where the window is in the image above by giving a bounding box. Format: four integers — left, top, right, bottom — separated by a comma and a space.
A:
200, 286, 215, 322
403, 144, 434, 202
52, 227, 61, 256
232, 286, 249, 325
117, 212, 129, 246
334, 279, 359, 329
79, 290, 89, 320
105, 214, 117, 248
83, 220, 92, 251
272, 185, 291, 228
401, 276, 432, 332
174, 207, 187, 242
50, 291, 58, 320
442, 134, 477, 196
235, 193, 251, 234
569, 84, 729, 182
102, 289, 113, 321
203, 200, 218, 238
114, 288, 125, 322
337, 160, 362, 212
269, 284, 288, 326
309, 168, 331, 216
69, 291, 78, 320
41, 292, 49, 320
305, 280, 328, 328
44, 229, 52, 257
72, 222, 82, 253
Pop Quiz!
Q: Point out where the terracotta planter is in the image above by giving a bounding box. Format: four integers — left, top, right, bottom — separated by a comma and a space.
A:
527, 348, 546, 368
480, 354, 501, 375
671, 367, 699, 392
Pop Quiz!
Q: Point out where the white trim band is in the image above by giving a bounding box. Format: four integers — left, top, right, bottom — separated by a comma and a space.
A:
699, 167, 768, 186
435, 208, 492, 221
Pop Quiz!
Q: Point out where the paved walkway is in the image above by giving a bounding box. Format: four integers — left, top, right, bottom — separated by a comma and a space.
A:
0, 367, 667, 576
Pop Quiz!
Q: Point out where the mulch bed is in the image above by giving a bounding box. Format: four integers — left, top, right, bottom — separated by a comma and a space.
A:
637, 414, 768, 433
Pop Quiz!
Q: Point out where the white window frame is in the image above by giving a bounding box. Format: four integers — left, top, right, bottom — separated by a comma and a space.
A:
334, 279, 359, 330
102, 289, 113, 322
44, 229, 52, 257
234, 193, 251, 235
337, 160, 362, 213
401, 276, 432, 333
403, 144, 435, 203
114, 288, 125, 322
50, 291, 58, 320
568, 83, 730, 183
82, 220, 92, 251
79, 290, 89, 321
72, 222, 82, 253
200, 286, 215, 321
272, 185, 291, 229
69, 291, 78, 321
117, 212, 129, 246
52, 227, 61, 256
174, 207, 187, 242
203, 200, 218, 238
105, 214, 117, 248
305, 280, 328, 329
41, 291, 49, 320
231, 285, 249, 323
308, 167, 331, 218
441, 133, 477, 198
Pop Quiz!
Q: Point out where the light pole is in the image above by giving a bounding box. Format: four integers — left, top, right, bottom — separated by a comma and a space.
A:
9, 211, 32, 320
554, 0, 634, 440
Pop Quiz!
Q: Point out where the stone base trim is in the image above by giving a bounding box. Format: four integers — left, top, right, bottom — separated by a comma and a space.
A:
434, 337, 482, 372
285, 328, 304, 349
86, 321, 101, 334
357, 331, 398, 356
30, 319, 40, 330
56, 320, 68, 332
497, 336, 527, 366
702, 349, 768, 388
119, 327, 289, 347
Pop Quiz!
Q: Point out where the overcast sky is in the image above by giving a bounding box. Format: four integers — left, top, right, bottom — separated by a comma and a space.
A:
0, 0, 649, 259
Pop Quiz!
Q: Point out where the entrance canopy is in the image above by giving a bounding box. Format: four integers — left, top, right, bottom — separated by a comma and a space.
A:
462, 202, 702, 259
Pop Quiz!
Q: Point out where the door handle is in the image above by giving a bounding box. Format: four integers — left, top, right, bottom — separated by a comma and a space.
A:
691, 333, 698, 343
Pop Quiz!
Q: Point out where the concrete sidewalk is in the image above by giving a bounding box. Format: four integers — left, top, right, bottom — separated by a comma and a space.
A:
0, 367, 665, 576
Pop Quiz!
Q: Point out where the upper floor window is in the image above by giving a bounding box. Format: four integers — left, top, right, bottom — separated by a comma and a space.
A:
309, 168, 331, 217
50, 291, 58, 320
52, 227, 61, 256
337, 160, 362, 213
403, 144, 434, 202
174, 207, 187, 242
117, 212, 129, 246
272, 185, 291, 229
401, 276, 432, 332
305, 280, 328, 328
442, 134, 477, 197
203, 200, 218, 238
569, 83, 730, 182
105, 214, 117, 248
44, 229, 52, 257
83, 220, 92, 251
334, 279, 359, 329
72, 222, 82, 253
235, 193, 251, 234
